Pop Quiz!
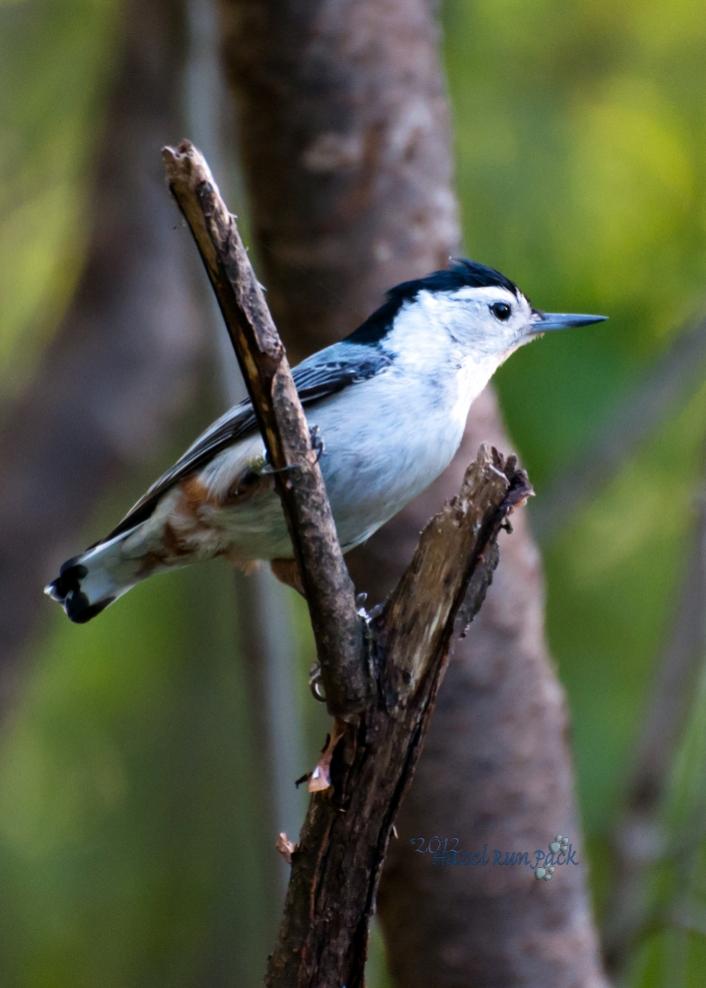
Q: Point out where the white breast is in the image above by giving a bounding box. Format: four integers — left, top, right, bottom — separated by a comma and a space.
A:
307, 357, 493, 551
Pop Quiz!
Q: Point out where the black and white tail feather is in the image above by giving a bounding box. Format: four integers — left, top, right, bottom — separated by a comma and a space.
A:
44, 529, 143, 622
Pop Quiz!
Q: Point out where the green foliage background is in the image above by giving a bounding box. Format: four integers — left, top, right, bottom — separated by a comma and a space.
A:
1, 0, 705, 984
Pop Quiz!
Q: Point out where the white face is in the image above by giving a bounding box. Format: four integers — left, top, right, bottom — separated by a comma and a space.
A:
419, 284, 538, 360
381, 271, 605, 400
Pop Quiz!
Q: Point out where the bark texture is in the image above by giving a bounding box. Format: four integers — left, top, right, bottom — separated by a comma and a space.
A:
220, 0, 458, 349
222, 0, 607, 984
0, 0, 201, 711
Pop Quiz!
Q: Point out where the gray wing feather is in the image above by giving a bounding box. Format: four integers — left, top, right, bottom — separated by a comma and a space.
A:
105, 342, 391, 539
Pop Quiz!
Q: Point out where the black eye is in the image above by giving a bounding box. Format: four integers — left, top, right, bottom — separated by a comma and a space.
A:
490, 302, 512, 321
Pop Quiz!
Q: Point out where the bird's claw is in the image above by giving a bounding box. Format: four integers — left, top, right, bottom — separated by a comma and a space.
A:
258, 457, 298, 478
309, 662, 326, 702
357, 596, 384, 624
309, 425, 325, 464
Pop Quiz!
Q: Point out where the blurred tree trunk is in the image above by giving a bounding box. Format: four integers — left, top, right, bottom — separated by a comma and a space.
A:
0, 0, 202, 711
221, 0, 607, 984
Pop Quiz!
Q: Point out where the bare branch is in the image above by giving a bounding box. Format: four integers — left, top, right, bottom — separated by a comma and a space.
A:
378, 451, 531, 704
266, 447, 532, 988
162, 140, 367, 718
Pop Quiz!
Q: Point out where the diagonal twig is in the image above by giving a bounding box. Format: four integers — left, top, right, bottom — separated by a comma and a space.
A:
162, 140, 367, 718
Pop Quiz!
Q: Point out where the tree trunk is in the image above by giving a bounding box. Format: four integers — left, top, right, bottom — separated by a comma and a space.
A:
222, 0, 607, 984
0, 0, 202, 711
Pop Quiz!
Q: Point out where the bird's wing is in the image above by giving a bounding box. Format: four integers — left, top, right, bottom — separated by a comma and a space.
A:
104, 342, 391, 540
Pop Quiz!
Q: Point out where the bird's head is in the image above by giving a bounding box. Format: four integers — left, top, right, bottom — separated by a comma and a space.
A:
351, 258, 607, 370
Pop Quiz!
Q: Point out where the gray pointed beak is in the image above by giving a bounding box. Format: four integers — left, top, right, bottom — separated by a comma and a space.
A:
531, 311, 608, 334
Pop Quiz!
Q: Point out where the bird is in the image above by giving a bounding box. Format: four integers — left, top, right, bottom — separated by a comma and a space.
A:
45, 258, 606, 623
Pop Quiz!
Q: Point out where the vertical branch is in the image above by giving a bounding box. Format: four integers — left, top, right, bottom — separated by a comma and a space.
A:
221, 0, 607, 984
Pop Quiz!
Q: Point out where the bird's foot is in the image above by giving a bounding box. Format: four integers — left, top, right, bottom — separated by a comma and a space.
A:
309, 662, 326, 702
258, 459, 298, 478
309, 425, 325, 464
355, 591, 383, 624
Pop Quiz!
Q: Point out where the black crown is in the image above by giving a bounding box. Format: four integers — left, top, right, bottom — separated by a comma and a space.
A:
347, 258, 519, 346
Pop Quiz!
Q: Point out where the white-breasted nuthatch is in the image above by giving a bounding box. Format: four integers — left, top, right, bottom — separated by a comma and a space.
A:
45, 258, 606, 622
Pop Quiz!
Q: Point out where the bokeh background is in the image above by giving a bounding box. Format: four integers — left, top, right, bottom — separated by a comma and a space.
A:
1, 0, 705, 984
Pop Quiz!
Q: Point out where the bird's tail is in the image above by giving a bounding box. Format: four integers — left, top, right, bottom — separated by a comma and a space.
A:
44, 529, 143, 623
